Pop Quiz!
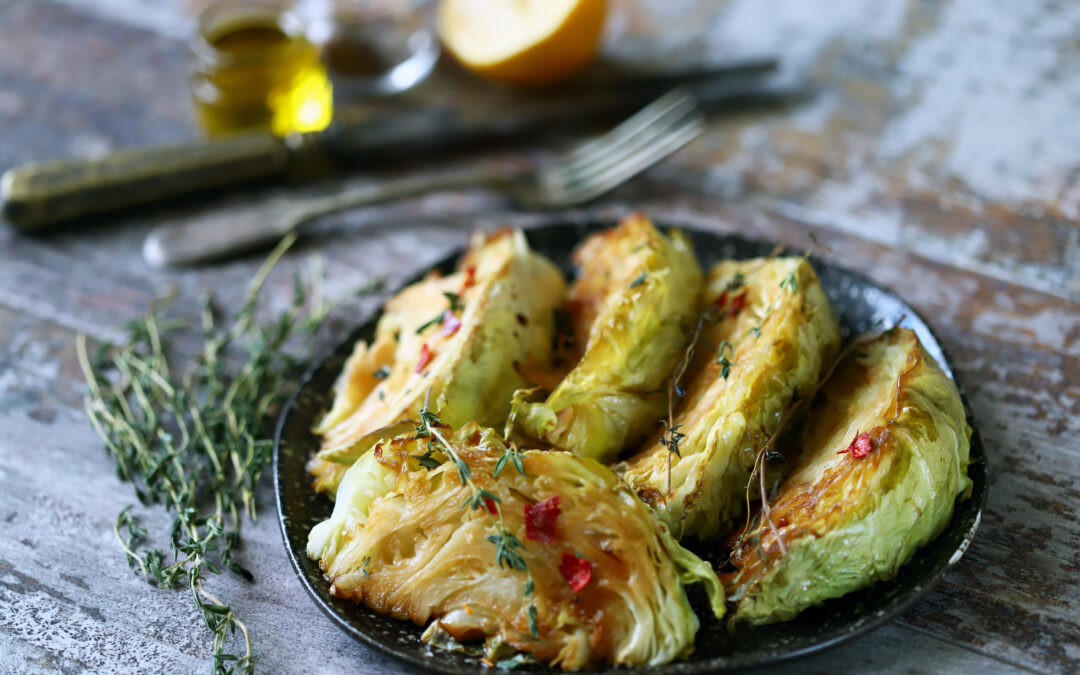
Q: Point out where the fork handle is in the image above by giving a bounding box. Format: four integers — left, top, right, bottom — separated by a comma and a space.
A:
142, 165, 512, 267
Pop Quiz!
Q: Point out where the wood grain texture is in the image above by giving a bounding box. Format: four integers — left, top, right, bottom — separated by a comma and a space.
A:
0, 0, 1077, 673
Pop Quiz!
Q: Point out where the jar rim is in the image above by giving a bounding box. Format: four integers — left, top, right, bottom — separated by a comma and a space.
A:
190, 0, 310, 69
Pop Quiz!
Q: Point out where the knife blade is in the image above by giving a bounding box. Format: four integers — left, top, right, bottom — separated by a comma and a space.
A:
1, 59, 788, 230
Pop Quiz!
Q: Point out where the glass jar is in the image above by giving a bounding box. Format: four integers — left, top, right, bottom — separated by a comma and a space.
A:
190, 0, 333, 136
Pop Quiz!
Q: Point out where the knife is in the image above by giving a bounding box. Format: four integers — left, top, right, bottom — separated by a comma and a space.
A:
1, 59, 788, 230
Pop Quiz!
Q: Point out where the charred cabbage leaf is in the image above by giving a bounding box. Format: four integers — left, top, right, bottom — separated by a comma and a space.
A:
723, 328, 972, 625
619, 257, 842, 540
511, 214, 703, 464
307, 422, 724, 669
309, 229, 566, 493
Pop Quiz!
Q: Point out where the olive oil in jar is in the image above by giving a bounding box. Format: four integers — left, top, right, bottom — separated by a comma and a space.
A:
191, 1, 332, 136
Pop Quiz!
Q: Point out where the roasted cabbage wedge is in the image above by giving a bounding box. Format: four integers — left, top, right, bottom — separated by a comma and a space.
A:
723, 328, 972, 625
511, 215, 702, 464
619, 257, 842, 540
307, 422, 725, 669
308, 229, 566, 493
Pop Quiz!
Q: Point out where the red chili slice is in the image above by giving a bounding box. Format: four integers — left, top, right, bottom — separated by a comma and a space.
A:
524, 495, 560, 545
729, 290, 748, 315
558, 553, 592, 592
713, 291, 728, 307
837, 431, 873, 458
463, 265, 477, 290
416, 343, 432, 374
441, 311, 462, 337
483, 497, 498, 514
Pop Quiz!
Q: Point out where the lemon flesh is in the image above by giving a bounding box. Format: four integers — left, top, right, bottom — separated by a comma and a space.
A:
438, 0, 607, 86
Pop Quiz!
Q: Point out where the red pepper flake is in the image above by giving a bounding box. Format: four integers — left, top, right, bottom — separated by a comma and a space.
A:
524, 495, 560, 545
462, 265, 477, 290
713, 291, 729, 307
415, 343, 432, 374
837, 431, 873, 458
483, 497, 498, 514
558, 553, 592, 592
441, 310, 462, 337
729, 290, 748, 315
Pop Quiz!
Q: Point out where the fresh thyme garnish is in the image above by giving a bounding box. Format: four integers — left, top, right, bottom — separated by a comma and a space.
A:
527, 604, 540, 638
660, 421, 685, 459
488, 529, 527, 571
464, 488, 502, 512
444, 292, 465, 311
416, 291, 467, 334
417, 389, 538, 635
716, 341, 735, 379
416, 451, 442, 470
493, 442, 526, 479
77, 233, 329, 674
629, 271, 648, 288
373, 365, 391, 380
415, 315, 443, 334
661, 310, 712, 495
727, 271, 746, 292
780, 271, 799, 294
739, 330, 887, 560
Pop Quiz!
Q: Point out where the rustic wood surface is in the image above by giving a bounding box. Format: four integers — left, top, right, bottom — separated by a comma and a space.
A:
1, 0, 1077, 673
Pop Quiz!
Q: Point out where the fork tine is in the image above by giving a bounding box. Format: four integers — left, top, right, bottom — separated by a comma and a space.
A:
556, 98, 700, 184
558, 88, 699, 169
555, 115, 705, 206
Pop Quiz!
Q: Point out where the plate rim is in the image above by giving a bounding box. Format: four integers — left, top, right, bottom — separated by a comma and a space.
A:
273, 220, 988, 673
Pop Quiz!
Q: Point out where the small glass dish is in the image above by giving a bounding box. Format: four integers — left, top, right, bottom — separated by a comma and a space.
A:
317, 2, 441, 101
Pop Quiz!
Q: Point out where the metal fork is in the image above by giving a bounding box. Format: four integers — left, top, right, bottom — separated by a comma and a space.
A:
143, 89, 705, 267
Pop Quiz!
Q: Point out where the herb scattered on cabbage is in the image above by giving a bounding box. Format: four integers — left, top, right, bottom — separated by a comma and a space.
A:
511, 214, 703, 464
308, 421, 724, 669
310, 229, 566, 494
619, 257, 842, 540
723, 328, 972, 625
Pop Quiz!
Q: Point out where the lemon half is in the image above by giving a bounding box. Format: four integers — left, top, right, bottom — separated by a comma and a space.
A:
438, 0, 607, 87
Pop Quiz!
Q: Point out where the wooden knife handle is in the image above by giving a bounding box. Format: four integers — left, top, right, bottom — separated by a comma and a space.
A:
1, 132, 292, 230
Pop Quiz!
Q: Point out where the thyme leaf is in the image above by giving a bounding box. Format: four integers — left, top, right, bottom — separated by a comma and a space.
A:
444, 291, 465, 312
528, 604, 540, 638
716, 341, 735, 379
780, 271, 799, 294
415, 292, 467, 334
493, 442, 526, 479
726, 271, 746, 292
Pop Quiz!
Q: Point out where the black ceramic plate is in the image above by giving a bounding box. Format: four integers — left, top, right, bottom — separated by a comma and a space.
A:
274, 221, 987, 673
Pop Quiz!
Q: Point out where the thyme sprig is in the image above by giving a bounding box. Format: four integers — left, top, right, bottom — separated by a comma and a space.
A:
417, 389, 538, 636
660, 270, 748, 496
740, 330, 886, 560
662, 311, 708, 495
77, 234, 330, 674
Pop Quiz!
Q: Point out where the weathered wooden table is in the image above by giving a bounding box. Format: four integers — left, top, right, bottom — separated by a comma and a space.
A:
1, 0, 1076, 673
